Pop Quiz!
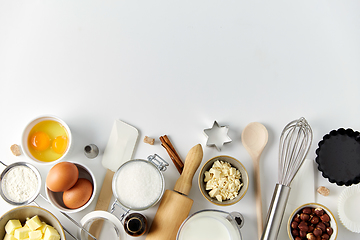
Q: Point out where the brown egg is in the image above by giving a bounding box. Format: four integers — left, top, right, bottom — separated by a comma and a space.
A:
46, 162, 79, 192
63, 178, 93, 209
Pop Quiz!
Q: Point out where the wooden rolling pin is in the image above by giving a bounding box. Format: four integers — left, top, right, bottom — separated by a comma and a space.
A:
145, 144, 203, 240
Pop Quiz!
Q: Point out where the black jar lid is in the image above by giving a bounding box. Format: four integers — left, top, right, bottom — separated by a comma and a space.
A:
315, 128, 360, 186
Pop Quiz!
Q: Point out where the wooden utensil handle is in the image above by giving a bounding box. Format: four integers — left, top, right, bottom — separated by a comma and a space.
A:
88, 169, 114, 239
173, 144, 203, 195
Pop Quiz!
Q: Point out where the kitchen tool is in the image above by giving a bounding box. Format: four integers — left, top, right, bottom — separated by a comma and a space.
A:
338, 184, 360, 233
145, 144, 203, 240
315, 128, 360, 186
79, 211, 123, 240
21, 115, 72, 164
0, 206, 66, 240
45, 162, 97, 213
198, 155, 249, 206
241, 122, 268, 238
204, 121, 232, 151
177, 209, 244, 240
287, 203, 337, 240
260, 117, 313, 240
278, 158, 315, 239
90, 120, 138, 238
84, 144, 99, 159
0, 162, 41, 206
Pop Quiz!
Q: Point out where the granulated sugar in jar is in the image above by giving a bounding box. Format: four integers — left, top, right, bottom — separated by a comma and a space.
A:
114, 160, 163, 210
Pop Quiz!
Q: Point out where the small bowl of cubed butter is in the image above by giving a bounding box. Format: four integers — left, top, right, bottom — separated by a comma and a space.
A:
198, 155, 249, 206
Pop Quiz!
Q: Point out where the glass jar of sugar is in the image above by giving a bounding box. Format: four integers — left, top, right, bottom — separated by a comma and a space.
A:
112, 154, 168, 211
0, 162, 41, 205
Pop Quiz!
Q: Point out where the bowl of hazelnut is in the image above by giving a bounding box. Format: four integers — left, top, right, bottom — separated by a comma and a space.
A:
287, 203, 338, 240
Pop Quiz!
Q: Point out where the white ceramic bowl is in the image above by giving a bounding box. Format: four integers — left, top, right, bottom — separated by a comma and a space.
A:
21, 115, 72, 164
338, 184, 360, 233
287, 203, 338, 240
46, 162, 96, 213
0, 206, 66, 240
198, 155, 249, 206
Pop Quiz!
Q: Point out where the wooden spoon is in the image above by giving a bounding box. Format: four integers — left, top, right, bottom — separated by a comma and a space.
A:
241, 122, 268, 239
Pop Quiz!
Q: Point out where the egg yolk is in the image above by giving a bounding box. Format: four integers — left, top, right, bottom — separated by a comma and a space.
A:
30, 131, 51, 151
52, 136, 68, 154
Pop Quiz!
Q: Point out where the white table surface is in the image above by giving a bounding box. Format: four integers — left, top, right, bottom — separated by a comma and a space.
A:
1, 1, 360, 239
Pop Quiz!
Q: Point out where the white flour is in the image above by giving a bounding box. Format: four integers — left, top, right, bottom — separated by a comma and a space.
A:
2, 165, 38, 202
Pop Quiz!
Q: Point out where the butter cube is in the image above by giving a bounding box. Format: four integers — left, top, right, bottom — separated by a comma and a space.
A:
28, 230, 42, 240
5, 220, 22, 235
43, 226, 60, 240
14, 226, 30, 240
3, 233, 17, 240
37, 222, 49, 234
26, 216, 42, 231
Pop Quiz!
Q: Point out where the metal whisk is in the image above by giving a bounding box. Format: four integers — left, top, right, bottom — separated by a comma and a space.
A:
261, 117, 313, 240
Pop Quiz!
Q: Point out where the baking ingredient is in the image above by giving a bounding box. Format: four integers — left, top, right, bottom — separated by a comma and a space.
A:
177, 212, 233, 240
2, 165, 38, 203
143, 136, 155, 145
63, 178, 93, 209
116, 161, 162, 209
4, 215, 60, 240
28, 120, 69, 162
10, 144, 21, 156
30, 131, 51, 151
290, 206, 333, 240
204, 160, 242, 202
46, 162, 78, 192
52, 136, 68, 154
317, 186, 330, 196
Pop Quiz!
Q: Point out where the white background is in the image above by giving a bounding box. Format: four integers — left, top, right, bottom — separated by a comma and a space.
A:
1, 0, 360, 239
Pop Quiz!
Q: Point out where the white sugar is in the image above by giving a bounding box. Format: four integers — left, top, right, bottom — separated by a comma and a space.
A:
116, 161, 162, 209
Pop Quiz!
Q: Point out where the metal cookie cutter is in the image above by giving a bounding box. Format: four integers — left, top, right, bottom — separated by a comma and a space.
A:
204, 121, 232, 151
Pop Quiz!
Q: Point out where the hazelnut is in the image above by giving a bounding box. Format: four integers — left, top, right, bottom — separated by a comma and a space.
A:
314, 208, 324, 216
300, 230, 307, 238
317, 186, 330, 196
317, 222, 326, 232
295, 237, 302, 240
321, 234, 330, 240
307, 233, 316, 240
326, 227, 333, 236
293, 214, 301, 222
291, 221, 299, 229
303, 207, 312, 214
320, 214, 330, 223
10, 144, 21, 156
313, 227, 323, 237
298, 221, 309, 232
301, 213, 310, 221
292, 229, 299, 237
309, 225, 314, 232
311, 216, 320, 224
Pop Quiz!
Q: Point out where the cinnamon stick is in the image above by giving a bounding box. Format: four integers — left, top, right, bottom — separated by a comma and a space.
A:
160, 135, 184, 174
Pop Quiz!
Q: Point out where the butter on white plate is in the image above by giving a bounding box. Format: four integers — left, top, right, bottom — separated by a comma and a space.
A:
278, 158, 316, 239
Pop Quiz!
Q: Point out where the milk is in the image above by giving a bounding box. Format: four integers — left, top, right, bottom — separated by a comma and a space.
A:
177, 211, 241, 240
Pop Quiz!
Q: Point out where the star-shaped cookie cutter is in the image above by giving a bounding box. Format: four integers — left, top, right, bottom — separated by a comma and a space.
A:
204, 121, 232, 151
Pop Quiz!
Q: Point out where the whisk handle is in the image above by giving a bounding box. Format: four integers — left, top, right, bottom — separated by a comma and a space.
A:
260, 184, 291, 240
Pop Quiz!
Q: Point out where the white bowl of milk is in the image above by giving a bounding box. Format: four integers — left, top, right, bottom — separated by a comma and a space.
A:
177, 209, 244, 240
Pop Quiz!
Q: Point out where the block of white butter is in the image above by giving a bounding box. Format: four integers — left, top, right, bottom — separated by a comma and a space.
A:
3, 233, 17, 240
43, 226, 60, 240
26, 215, 42, 231
14, 226, 31, 240
5, 219, 22, 235
29, 230, 42, 240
